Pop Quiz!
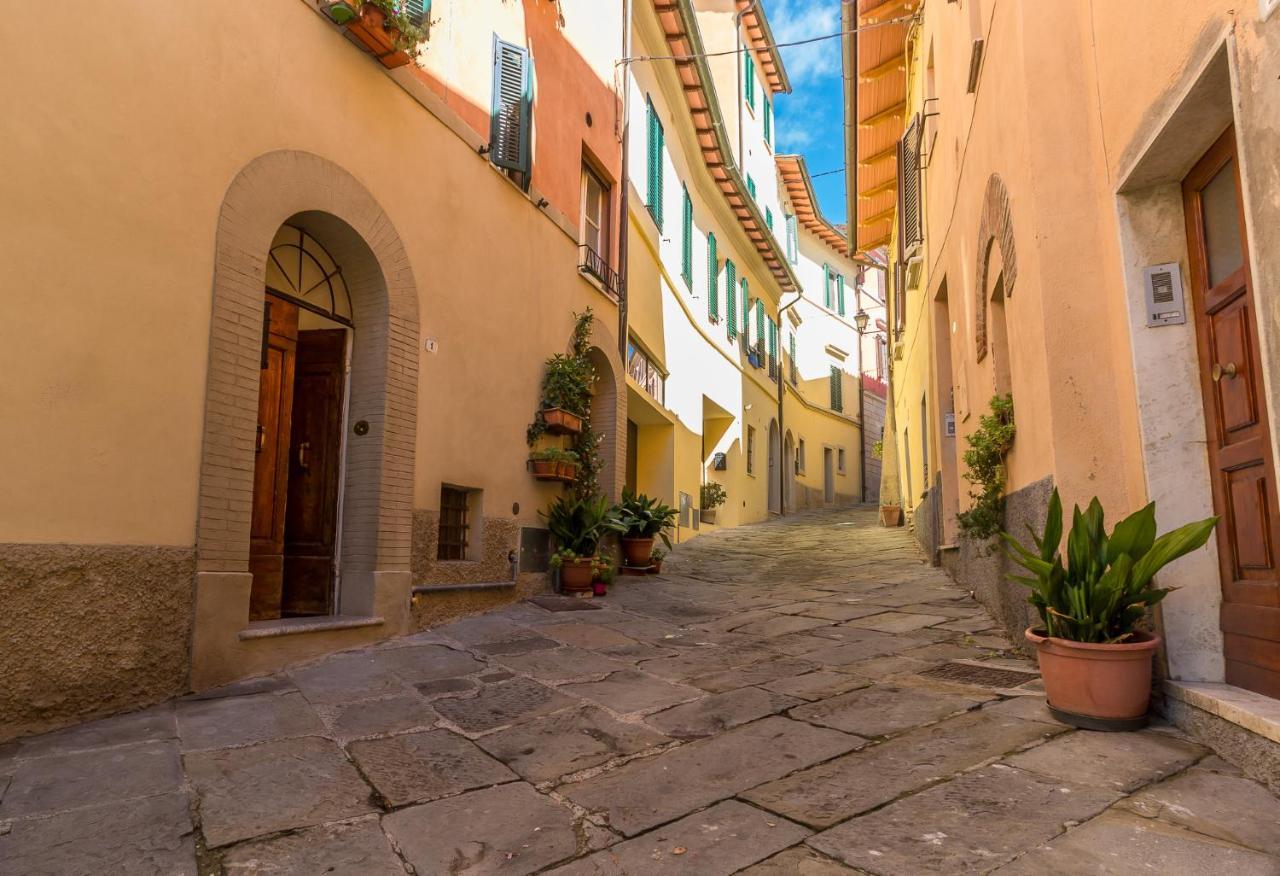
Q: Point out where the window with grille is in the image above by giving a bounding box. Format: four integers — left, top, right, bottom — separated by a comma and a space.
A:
437, 486, 471, 560
830, 366, 844, 413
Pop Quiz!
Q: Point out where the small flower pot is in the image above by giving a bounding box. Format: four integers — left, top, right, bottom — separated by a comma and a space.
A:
1025, 628, 1161, 731
621, 536, 655, 567
879, 505, 902, 527
530, 458, 559, 480
543, 407, 584, 435
699, 508, 718, 525
345, 3, 413, 69
592, 581, 607, 597
557, 461, 579, 482
559, 558, 594, 594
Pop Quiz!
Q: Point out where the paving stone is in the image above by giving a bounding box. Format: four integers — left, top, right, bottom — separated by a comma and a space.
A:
16, 706, 175, 759
560, 716, 862, 836
901, 642, 998, 663
474, 634, 563, 656
762, 670, 872, 701
549, 800, 810, 875
789, 683, 989, 737
289, 652, 407, 705
982, 694, 1055, 723
221, 815, 402, 875
647, 687, 802, 738
322, 694, 439, 740
732, 615, 837, 638
743, 709, 1065, 828
433, 678, 578, 732
840, 654, 930, 679
561, 669, 704, 714
1003, 728, 1207, 792
934, 614, 999, 632
993, 810, 1280, 875
0, 791, 194, 876
0, 740, 182, 818
528, 594, 605, 612
803, 633, 922, 665
371, 642, 488, 681
349, 728, 515, 806
688, 657, 821, 693
1116, 763, 1280, 855
176, 691, 324, 751
496, 646, 631, 681
536, 623, 644, 650
438, 614, 534, 645
841, 611, 951, 633
798, 603, 893, 622
764, 632, 855, 656
416, 676, 479, 697
183, 675, 296, 702
738, 846, 863, 874
384, 782, 578, 875
808, 764, 1120, 873
899, 626, 963, 643
476, 707, 670, 783
898, 602, 989, 619
185, 736, 374, 847
480, 670, 516, 682
967, 633, 1017, 650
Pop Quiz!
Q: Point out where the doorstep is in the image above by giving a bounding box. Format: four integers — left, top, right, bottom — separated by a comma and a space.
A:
1164, 680, 1280, 745
238, 614, 385, 641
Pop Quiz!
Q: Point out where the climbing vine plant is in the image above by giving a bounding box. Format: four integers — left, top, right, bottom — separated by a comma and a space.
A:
526, 308, 604, 500
956, 394, 1015, 540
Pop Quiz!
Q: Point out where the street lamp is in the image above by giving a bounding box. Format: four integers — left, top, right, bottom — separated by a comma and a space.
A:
853, 308, 870, 335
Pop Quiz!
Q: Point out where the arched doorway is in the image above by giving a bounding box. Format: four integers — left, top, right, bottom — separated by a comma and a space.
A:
587, 345, 625, 501
783, 430, 795, 510
767, 419, 781, 514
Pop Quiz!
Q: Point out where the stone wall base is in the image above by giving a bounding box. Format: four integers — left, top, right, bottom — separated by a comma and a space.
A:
1159, 690, 1280, 795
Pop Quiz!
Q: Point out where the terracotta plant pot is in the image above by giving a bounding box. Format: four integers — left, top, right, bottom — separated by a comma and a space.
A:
530, 458, 558, 480
557, 462, 578, 481
621, 536, 655, 567
543, 407, 583, 435
879, 505, 902, 527
649, 560, 662, 575
1025, 628, 1161, 731
345, 3, 413, 69
559, 558, 593, 594
699, 508, 718, 525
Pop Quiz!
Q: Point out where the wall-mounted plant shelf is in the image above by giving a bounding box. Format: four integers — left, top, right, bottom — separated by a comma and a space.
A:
542, 407, 584, 435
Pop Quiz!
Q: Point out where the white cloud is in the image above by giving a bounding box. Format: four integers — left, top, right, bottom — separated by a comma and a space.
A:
765, 0, 841, 86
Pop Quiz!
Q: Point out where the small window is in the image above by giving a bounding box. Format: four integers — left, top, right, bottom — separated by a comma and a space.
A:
837, 448, 846, 474
747, 175, 757, 201
797, 438, 806, 474
645, 97, 665, 231
438, 486, 474, 560
580, 163, 609, 258
747, 425, 757, 475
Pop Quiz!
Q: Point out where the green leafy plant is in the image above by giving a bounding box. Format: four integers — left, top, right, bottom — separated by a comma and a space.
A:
591, 556, 616, 584
363, 0, 429, 50
529, 447, 578, 463
541, 494, 621, 558
650, 547, 667, 564
548, 547, 582, 570
871, 439, 883, 460
1002, 489, 1217, 643
612, 490, 678, 548
525, 310, 604, 501
699, 482, 727, 511
956, 394, 1016, 540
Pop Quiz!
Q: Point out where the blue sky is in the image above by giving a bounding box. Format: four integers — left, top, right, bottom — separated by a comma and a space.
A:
759, 0, 847, 226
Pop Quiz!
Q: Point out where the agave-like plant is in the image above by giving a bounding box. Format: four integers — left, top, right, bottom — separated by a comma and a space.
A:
612, 489, 678, 549
1002, 489, 1217, 644
541, 494, 622, 558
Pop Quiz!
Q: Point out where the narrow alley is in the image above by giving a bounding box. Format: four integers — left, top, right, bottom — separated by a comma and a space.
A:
3, 509, 1277, 875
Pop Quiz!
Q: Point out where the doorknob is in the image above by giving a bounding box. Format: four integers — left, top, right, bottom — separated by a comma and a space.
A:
297, 441, 311, 470
1212, 362, 1238, 382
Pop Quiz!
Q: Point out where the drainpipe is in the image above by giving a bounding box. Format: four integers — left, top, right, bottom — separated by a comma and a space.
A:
617, 0, 634, 362
776, 290, 802, 515
735, 0, 760, 168
856, 270, 866, 503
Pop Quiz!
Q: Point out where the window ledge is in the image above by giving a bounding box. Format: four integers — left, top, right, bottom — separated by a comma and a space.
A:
1164, 680, 1280, 745
239, 615, 385, 641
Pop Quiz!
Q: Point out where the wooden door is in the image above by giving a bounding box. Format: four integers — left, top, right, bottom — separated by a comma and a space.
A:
249, 295, 299, 621
281, 329, 347, 616
1184, 126, 1280, 697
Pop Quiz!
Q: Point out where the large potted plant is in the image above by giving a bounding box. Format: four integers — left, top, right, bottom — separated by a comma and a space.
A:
1003, 489, 1216, 730
612, 490, 677, 567
542, 495, 620, 594
699, 482, 727, 525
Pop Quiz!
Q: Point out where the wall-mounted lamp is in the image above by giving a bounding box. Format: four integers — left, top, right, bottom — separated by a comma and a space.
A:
854, 309, 870, 334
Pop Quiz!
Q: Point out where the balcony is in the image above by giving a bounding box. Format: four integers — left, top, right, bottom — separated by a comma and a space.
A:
579, 245, 621, 298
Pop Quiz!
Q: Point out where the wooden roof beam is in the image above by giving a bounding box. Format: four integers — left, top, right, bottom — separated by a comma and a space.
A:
860, 205, 896, 226
859, 178, 897, 198
860, 0, 905, 24
858, 143, 897, 166
859, 101, 906, 128
860, 52, 906, 82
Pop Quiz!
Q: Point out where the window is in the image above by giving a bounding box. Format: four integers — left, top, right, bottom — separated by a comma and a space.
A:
763, 97, 773, 149
490, 37, 533, 183
580, 163, 609, 258
837, 448, 847, 474
765, 207, 773, 231
836, 274, 846, 316
876, 335, 887, 378
724, 260, 737, 335
627, 338, 665, 405
830, 365, 843, 412
755, 299, 766, 356
767, 317, 778, 377
747, 425, 756, 474
789, 331, 798, 383
797, 438, 806, 474
437, 486, 473, 560
898, 113, 923, 253
823, 264, 833, 309
785, 214, 798, 263
707, 234, 719, 322
747, 175, 757, 201
645, 97, 665, 231
681, 185, 693, 288
744, 51, 756, 111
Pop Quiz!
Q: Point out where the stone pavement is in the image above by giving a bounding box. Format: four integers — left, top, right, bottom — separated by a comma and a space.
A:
2, 508, 1279, 875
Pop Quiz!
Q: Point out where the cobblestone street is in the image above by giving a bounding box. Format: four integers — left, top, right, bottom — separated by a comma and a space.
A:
2, 508, 1278, 875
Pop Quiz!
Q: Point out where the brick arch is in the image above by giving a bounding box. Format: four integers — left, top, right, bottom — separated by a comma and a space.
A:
196, 151, 419, 614
587, 343, 626, 502
975, 173, 1017, 361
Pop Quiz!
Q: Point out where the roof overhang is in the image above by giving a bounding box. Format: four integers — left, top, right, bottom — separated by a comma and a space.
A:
776, 154, 857, 260
734, 0, 791, 94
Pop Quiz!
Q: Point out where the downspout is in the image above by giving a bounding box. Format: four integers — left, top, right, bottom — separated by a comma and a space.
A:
857, 270, 867, 503
776, 290, 802, 515
617, 0, 634, 362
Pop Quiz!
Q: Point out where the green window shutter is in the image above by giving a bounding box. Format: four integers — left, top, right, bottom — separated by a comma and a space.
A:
823, 264, 832, 308
747, 175, 757, 201
742, 274, 750, 334
763, 97, 772, 147
706, 232, 718, 320
755, 299, 765, 350
724, 261, 737, 336
767, 318, 777, 359
786, 214, 798, 263
837, 274, 846, 315
490, 37, 531, 174
789, 331, 797, 363
681, 186, 693, 288
830, 366, 843, 412
745, 52, 756, 110
765, 207, 773, 231
403, 0, 427, 26
646, 97, 664, 231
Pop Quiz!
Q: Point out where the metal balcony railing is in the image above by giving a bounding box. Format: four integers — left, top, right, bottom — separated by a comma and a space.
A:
579, 245, 621, 297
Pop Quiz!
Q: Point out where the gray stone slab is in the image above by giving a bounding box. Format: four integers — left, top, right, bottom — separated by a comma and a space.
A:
738, 846, 862, 874
185, 736, 374, 847
433, 677, 578, 732
560, 670, 703, 714
322, 694, 439, 740
0, 791, 194, 876
288, 652, 407, 705
437, 614, 534, 645
647, 687, 802, 738
176, 691, 324, 751
762, 670, 872, 702
902, 641, 999, 663
993, 810, 1280, 875
982, 694, 1056, 723
384, 782, 578, 875
733, 615, 836, 638
934, 614, 999, 632
808, 764, 1120, 873
476, 707, 670, 783
0, 740, 182, 818
842, 611, 950, 633
549, 801, 810, 875
16, 706, 176, 759
797, 603, 892, 622
898, 602, 990, 619
789, 683, 989, 738
536, 623, 644, 650
1004, 728, 1207, 792
840, 655, 931, 679
496, 646, 631, 682
743, 709, 1065, 828
349, 728, 515, 806
688, 657, 821, 693
221, 815, 403, 875
638, 644, 778, 682
560, 716, 862, 836
183, 675, 295, 702
1116, 764, 1280, 855
416, 676, 479, 697
765, 633, 856, 656
372, 642, 488, 681
474, 634, 563, 656
803, 634, 923, 666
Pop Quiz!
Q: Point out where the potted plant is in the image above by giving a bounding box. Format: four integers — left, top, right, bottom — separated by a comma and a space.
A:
649, 547, 666, 575
1003, 489, 1217, 730
880, 504, 902, 527
557, 448, 580, 482
539, 353, 590, 435
342, 1, 428, 69
542, 495, 621, 594
591, 557, 615, 596
699, 482, 727, 524
613, 490, 677, 567
529, 448, 562, 481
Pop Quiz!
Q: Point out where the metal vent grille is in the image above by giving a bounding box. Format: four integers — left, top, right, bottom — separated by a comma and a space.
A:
919, 662, 1038, 689
1150, 270, 1174, 304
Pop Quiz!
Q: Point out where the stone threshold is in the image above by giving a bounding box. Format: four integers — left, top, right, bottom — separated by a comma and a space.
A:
412, 581, 516, 595
1164, 680, 1280, 745
238, 614, 385, 641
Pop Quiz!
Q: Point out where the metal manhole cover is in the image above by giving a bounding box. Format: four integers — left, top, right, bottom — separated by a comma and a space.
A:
919, 662, 1038, 688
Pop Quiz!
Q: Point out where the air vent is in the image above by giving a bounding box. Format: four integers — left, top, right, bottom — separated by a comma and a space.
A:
1142, 262, 1186, 327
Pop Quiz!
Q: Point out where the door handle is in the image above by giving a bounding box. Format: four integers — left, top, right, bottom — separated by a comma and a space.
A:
1212, 362, 1238, 382
256, 425, 266, 453
297, 441, 310, 470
